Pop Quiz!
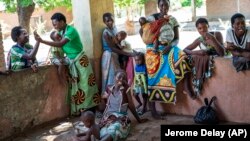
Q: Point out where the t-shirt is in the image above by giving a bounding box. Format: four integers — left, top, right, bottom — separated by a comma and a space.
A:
120, 40, 133, 53
102, 27, 118, 51
226, 27, 250, 49
9, 44, 35, 71
60, 25, 83, 59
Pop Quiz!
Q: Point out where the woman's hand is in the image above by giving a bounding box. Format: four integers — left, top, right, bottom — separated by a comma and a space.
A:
162, 45, 172, 54
31, 64, 38, 73
104, 33, 116, 48
34, 31, 43, 42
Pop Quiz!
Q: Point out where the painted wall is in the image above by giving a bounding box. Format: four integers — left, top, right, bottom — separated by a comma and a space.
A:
0, 66, 69, 139
157, 57, 250, 123
206, 0, 250, 20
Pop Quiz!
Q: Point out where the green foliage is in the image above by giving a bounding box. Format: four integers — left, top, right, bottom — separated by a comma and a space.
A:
114, 0, 148, 8
0, 0, 72, 12
181, 0, 203, 8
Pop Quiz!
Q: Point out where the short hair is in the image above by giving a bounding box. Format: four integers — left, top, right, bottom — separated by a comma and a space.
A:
11, 26, 23, 42
102, 12, 113, 22
81, 111, 95, 121
158, 0, 170, 5
195, 18, 209, 27
118, 31, 127, 38
51, 12, 66, 23
135, 52, 145, 64
231, 13, 245, 26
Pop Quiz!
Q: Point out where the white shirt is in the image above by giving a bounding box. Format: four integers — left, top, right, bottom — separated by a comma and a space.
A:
226, 27, 250, 49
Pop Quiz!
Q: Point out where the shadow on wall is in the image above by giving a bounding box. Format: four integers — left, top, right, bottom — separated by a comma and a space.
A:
0, 66, 69, 140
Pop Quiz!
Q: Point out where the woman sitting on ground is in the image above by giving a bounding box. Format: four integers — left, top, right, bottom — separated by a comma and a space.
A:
184, 18, 224, 97
99, 69, 147, 141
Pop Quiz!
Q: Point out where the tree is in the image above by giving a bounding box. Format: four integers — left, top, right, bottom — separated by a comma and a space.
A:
0, 0, 72, 33
114, 0, 148, 35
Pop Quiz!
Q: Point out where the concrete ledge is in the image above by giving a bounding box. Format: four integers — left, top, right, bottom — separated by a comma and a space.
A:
0, 66, 69, 139
159, 57, 250, 123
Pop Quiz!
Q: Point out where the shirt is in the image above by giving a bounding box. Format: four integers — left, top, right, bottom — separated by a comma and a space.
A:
226, 27, 250, 49
60, 25, 83, 59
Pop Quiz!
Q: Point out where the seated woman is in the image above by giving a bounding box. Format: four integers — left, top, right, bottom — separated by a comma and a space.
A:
8, 26, 40, 72
184, 18, 224, 97
225, 13, 250, 72
99, 69, 147, 141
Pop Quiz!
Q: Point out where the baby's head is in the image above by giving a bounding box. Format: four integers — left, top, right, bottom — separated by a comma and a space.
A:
139, 17, 147, 26
134, 52, 145, 65
80, 111, 95, 128
117, 31, 127, 42
50, 31, 62, 41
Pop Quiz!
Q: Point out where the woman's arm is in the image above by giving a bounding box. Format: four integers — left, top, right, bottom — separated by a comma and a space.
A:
34, 32, 68, 47
183, 38, 207, 55
207, 32, 225, 56
104, 33, 134, 57
22, 41, 40, 60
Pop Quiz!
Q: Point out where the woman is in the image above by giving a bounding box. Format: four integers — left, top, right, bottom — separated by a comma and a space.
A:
144, 0, 191, 118
8, 26, 39, 72
184, 18, 224, 97
34, 13, 99, 116
99, 69, 147, 141
225, 13, 250, 72
101, 13, 135, 97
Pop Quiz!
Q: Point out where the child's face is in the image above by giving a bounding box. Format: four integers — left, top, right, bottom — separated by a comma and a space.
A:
52, 33, 62, 41
81, 116, 91, 128
135, 55, 143, 65
117, 33, 125, 41
104, 16, 114, 29
115, 71, 127, 86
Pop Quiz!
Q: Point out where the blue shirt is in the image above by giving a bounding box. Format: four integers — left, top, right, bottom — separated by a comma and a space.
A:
102, 27, 117, 51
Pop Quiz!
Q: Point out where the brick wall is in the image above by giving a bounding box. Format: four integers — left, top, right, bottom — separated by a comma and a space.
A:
206, 0, 250, 20
0, 24, 6, 71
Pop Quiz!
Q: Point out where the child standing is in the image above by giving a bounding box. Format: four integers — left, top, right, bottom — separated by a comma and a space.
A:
133, 52, 148, 115
115, 31, 133, 70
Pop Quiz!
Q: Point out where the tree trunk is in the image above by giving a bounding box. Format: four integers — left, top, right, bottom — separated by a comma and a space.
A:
145, 0, 157, 17
191, 0, 196, 21
17, 0, 35, 34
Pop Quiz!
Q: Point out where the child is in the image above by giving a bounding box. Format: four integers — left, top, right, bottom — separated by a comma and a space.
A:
73, 111, 100, 141
133, 52, 148, 115
138, 17, 162, 53
49, 31, 68, 84
115, 31, 133, 69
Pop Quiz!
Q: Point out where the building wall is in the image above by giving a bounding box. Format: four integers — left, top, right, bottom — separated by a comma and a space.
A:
0, 66, 69, 140
206, 0, 250, 20
157, 57, 250, 123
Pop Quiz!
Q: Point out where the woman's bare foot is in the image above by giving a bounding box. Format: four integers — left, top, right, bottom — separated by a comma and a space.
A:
151, 111, 166, 120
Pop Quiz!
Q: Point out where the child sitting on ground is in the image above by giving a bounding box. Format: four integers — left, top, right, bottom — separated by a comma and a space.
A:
115, 30, 133, 69
133, 52, 148, 115
73, 111, 100, 141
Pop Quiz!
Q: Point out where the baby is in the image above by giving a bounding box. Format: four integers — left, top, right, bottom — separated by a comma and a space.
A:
115, 31, 133, 69
49, 31, 69, 84
139, 17, 159, 53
